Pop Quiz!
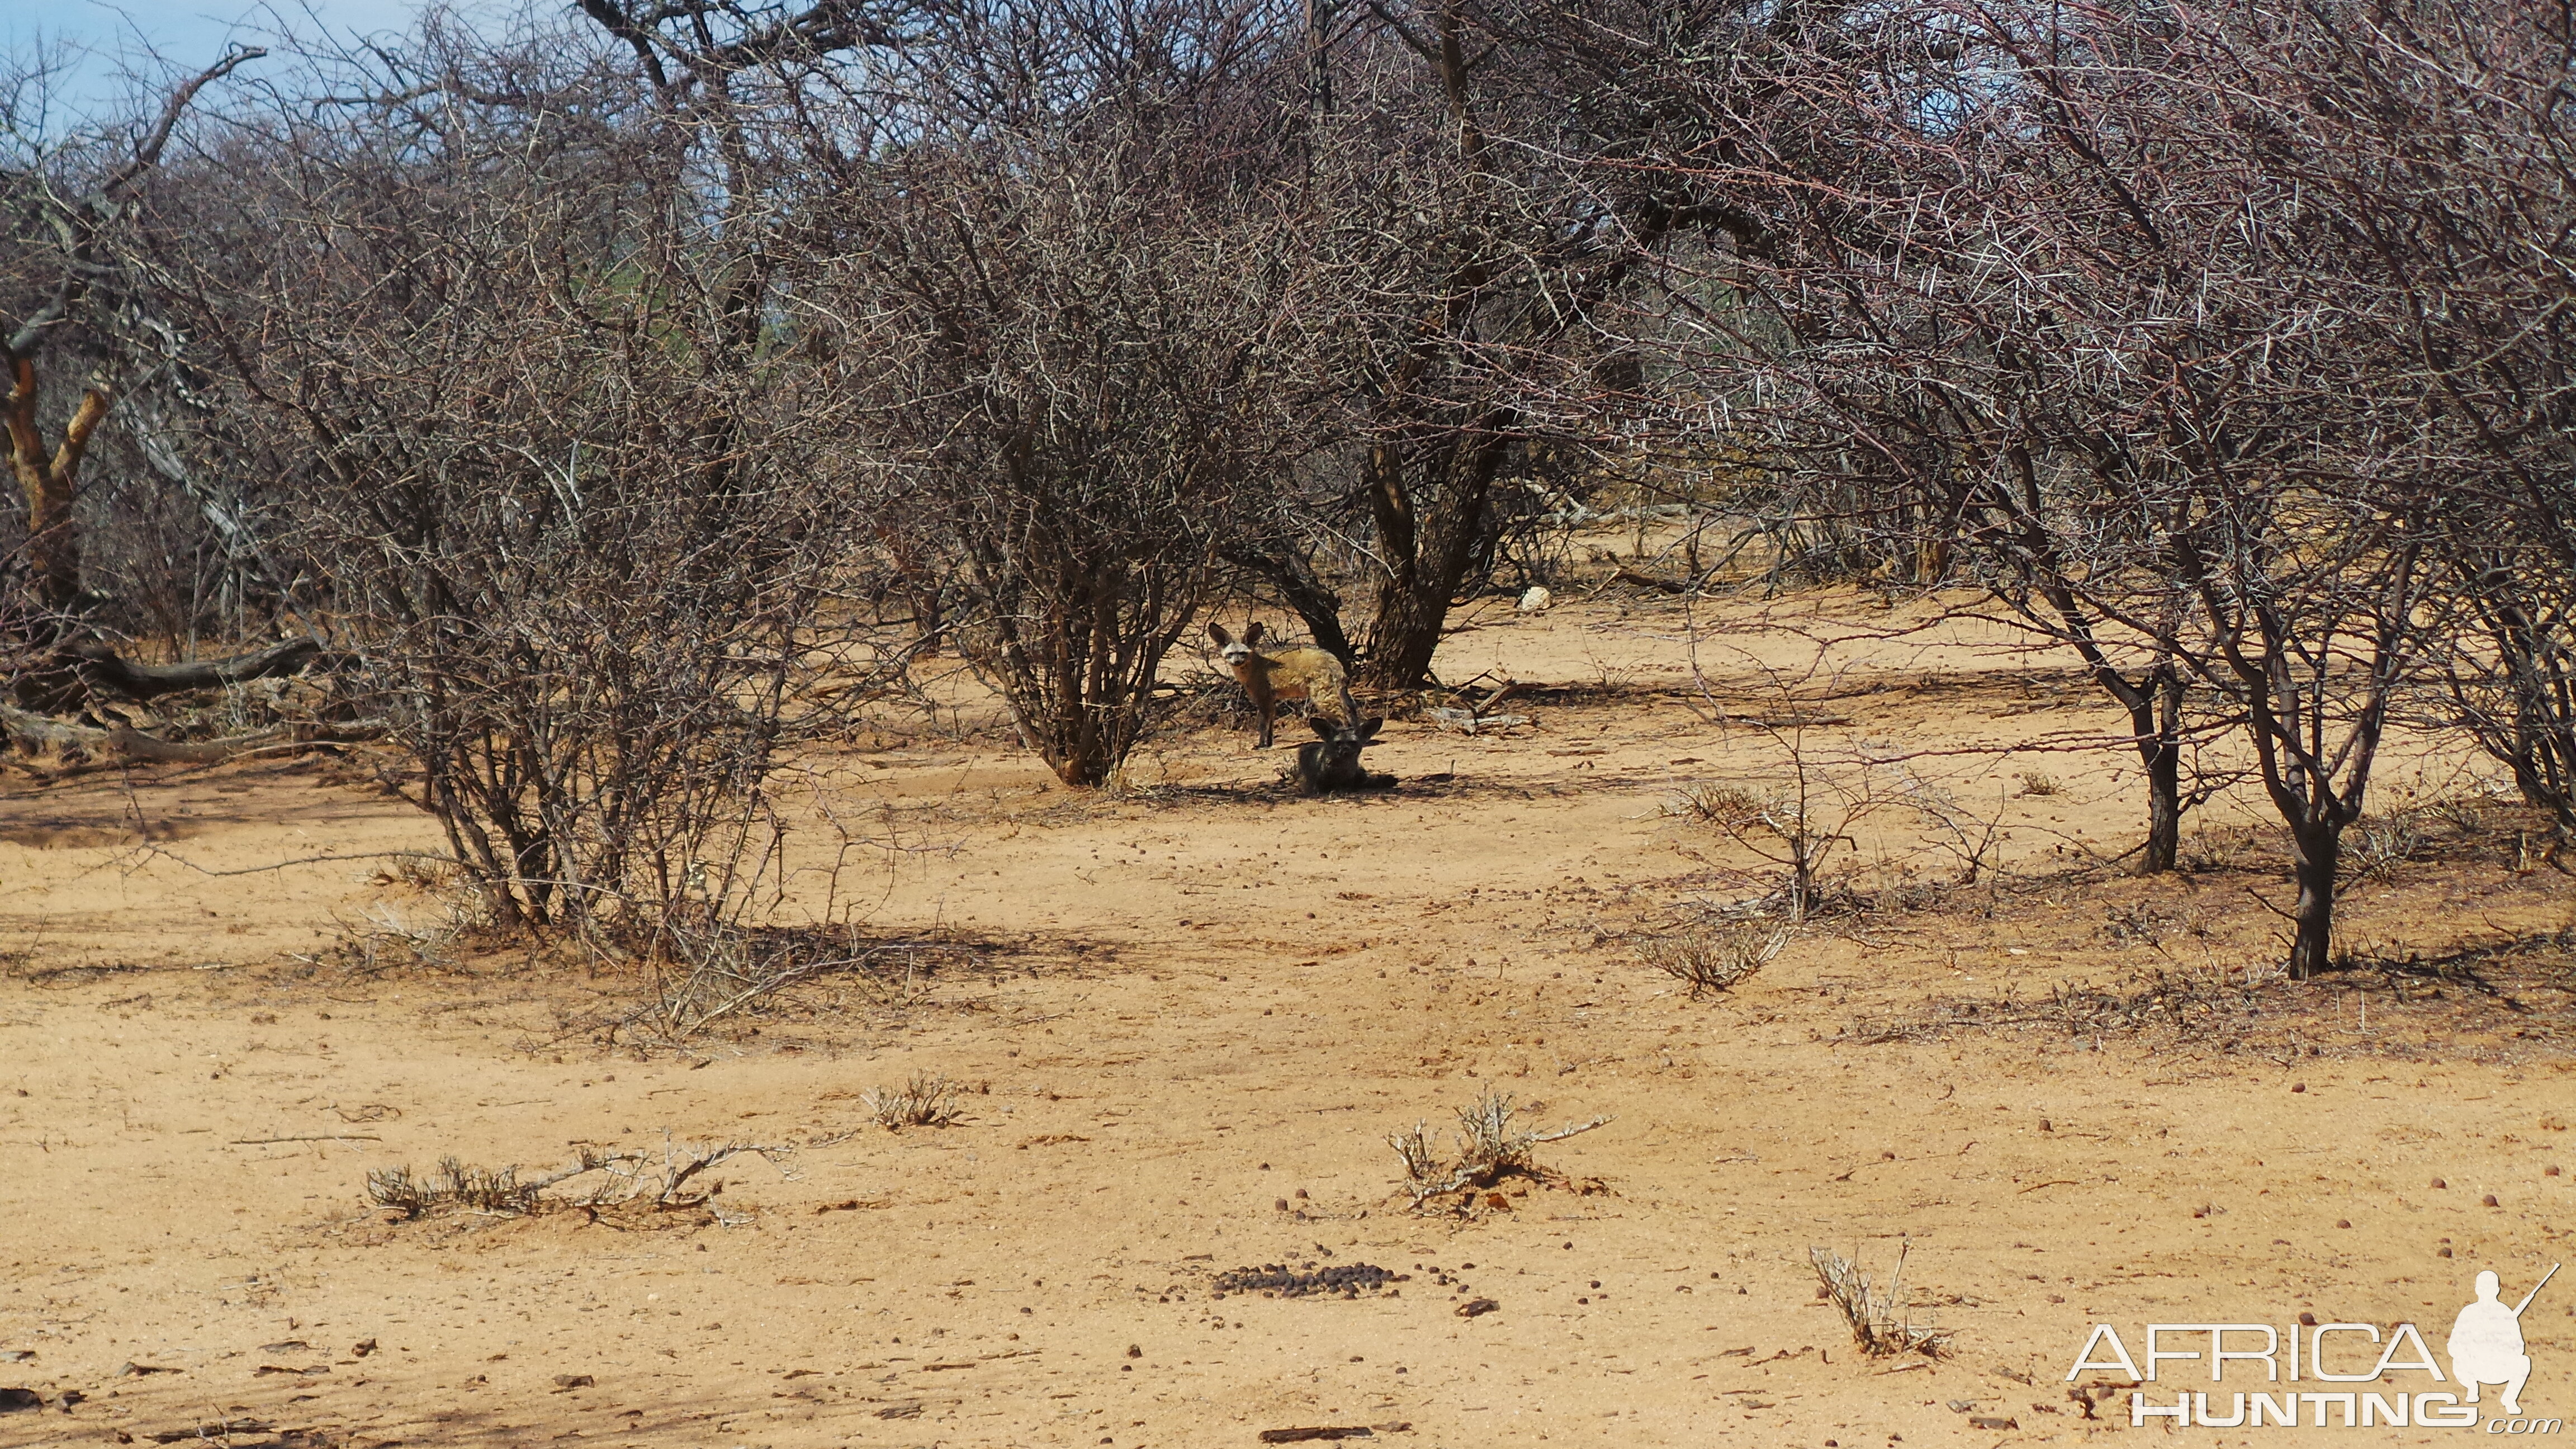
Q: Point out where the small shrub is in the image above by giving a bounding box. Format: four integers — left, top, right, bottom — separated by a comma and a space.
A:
2428, 795, 2487, 835
865, 1073, 967, 1129
1389, 1090, 1609, 1209
366, 1140, 786, 1221
2100, 902, 2176, 948
1666, 782, 1771, 830
2015, 770, 2062, 797
367, 1156, 543, 1218
1635, 923, 1788, 996
1664, 765, 1866, 920
2345, 809, 2428, 886
2181, 826, 2258, 873
1810, 1244, 1949, 1357
295, 882, 489, 978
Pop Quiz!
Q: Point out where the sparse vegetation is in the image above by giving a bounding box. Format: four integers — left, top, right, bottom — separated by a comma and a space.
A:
1666, 782, 1771, 831
865, 1074, 969, 1130
365, 1156, 546, 1218
2100, 902, 2181, 950
9, 0, 2576, 1431
1809, 1245, 1949, 1358
1635, 922, 1787, 997
1388, 1091, 1609, 1210
365, 1139, 786, 1222
1667, 776, 1868, 921
2344, 810, 2431, 888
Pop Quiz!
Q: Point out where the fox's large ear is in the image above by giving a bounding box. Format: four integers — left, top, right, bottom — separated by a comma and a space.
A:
1207, 622, 1233, 646
1358, 717, 1385, 741
1310, 716, 1338, 739
1244, 621, 1268, 647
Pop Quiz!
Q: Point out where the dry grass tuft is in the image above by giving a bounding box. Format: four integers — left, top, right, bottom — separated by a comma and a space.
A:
366, 1139, 788, 1223
865, 1073, 968, 1129
1635, 922, 1788, 996
1664, 781, 1772, 830
2345, 812, 2428, 886
1810, 1244, 1950, 1357
366, 1156, 543, 1217
1840, 962, 2294, 1045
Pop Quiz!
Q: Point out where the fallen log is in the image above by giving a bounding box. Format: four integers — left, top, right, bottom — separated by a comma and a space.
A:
1, 703, 383, 770
63, 637, 321, 700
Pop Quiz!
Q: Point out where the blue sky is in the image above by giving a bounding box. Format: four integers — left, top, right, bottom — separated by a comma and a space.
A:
6, 0, 508, 116
11, 0, 437, 58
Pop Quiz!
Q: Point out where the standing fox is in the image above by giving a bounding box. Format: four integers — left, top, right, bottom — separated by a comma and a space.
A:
1208, 621, 1347, 749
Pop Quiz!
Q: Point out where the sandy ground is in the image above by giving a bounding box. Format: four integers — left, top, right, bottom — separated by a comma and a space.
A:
4, 590, 2574, 1448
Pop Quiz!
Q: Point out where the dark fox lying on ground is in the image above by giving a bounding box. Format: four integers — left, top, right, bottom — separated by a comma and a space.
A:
1294, 685, 1395, 795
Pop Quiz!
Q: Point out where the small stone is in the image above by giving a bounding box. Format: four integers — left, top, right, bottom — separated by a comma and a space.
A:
1275, 1199, 1290, 1212
1126, 1344, 1142, 1359
2432, 1178, 2447, 1189
2336, 1219, 2352, 1228
2298, 1311, 2318, 1326
2291, 1083, 2306, 1093
2484, 1194, 2501, 1207
552, 1374, 594, 1390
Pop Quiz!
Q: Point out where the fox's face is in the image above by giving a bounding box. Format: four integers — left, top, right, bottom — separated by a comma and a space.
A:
1208, 621, 1267, 667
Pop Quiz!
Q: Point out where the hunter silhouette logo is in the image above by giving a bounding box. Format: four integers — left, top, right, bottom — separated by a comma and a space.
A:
2067, 1263, 2560, 1431
2452, 1266, 2555, 1417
